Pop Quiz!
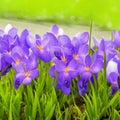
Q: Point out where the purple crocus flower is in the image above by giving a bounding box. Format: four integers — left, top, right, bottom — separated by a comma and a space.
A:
0, 36, 14, 64
51, 24, 64, 38
78, 77, 88, 96
11, 52, 24, 72
71, 44, 88, 62
71, 32, 89, 62
79, 54, 103, 79
49, 65, 56, 78
106, 59, 118, 77
113, 30, 120, 47
14, 53, 39, 89
0, 24, 17, 38
0, 54, 12, 76
106, 59, 120, 94
72, 32, 89, 47
93, 38, 117, 62
53, 47, 72, 64
57, 35, 73, 55
16, 29, 30, 55
55, 59, 79, 94
108, 72, 119, 94
32, 33, 58, 62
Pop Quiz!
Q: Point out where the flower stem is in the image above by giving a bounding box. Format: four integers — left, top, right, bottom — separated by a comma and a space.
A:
89, 20, 93, 48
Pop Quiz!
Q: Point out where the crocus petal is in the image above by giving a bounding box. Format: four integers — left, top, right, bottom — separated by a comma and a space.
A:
82, 72, 92, 80
69, 71, 78, 78
108, 72, 118, 84
14, 73, 25, 89
22, 77, 32, 85
58, 35, 71, 46
91, 60, 103, 73
12, 63, 24, 72
43, 32, 58, 46
57, 72, 65, 84
76, 32, 89, 45
13, 64, 24, 73
55, 60, 66, 72
93, 37, 99, 47
57, 72, 71, 94
85, 55, 92, 66
26, 34, 36, 47
51, 24, 59, 34
35, 34, 42, 45
4, 24, 12, 34
113, 30, 120, 47
62, 45, 73, 55
106, 60, 118, 77
58, 28, 64, 35
3, 54, 13, 64
0, 53, 2, 70
78, 78, 88, 96
8, 27, 17, 38
118, 62, 120, 74
78, 44, 89, 55
53, 46, 63, 60
0, 29, 4, 36
49, 65, 56, 78
12, 46, 25, 57
57, 72, 70, 84
0, 41, 9, 53
19, 29, 29, 46
12, 53, 22, 61
99, 39, 105, 52
27, 54, 38, 69
39, 50, 52, 62
68, 59, 78, 70
61, 84, 71, 94
78, 64, 85, 74
3, 35, 14, 45
72, 37, 79, 47
30, 69, 39, 79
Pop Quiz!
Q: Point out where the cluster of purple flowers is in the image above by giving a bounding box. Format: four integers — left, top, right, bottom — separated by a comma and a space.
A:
0, 24, 120, 95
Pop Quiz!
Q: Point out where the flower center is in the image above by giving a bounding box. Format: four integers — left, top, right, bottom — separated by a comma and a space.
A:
61, 56, 66, 62
85, 66, 90, 71
15, 59, 20, 64
64, 67, 69, 73
113, 81, 117, 85
56, 34, 58, 38
73, 54, 78, 60
25, 71, 30, 77
37, 45, 43, 51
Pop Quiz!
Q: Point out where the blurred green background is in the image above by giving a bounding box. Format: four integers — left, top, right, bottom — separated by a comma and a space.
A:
0, 0, 120, 30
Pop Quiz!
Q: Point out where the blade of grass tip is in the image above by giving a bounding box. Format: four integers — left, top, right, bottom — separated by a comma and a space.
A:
113, 109, 120, 119
64, 108, 70, 120
45, 98, 55, 120
36, 92, 44, 120
84, 95, 93, 120
111, 30, 114, 41
107, 91, 120, 108
32, 92, 38, 120
8, 90, 13, 120
85, 111, 91, 120
89, 19, 93, 49
89, 82, 98, 119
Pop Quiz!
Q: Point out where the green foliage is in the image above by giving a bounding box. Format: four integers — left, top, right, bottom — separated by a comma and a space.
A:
84, 71, 120, 120
0, 60, 120, 120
